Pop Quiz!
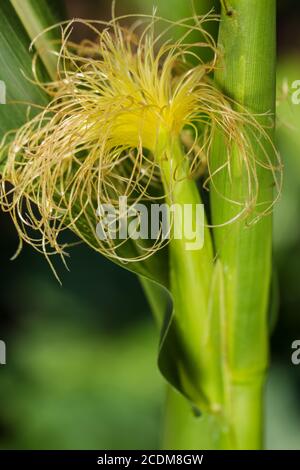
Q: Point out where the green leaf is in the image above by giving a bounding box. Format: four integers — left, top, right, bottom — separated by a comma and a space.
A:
0, 0, 52, 170
0, 1, 48, 102
0, 0, 64, 139
9, 0, 63, 78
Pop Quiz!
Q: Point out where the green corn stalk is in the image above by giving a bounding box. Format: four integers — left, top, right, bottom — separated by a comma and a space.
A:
209, 0, 276, 449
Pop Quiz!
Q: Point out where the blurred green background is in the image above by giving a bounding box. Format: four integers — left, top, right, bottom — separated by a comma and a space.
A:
0, 0, 300, 450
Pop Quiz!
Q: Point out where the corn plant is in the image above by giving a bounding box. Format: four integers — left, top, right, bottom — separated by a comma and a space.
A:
0, 0, 281, 450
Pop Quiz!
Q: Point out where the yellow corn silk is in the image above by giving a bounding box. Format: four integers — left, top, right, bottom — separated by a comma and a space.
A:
0, 16, 280, 266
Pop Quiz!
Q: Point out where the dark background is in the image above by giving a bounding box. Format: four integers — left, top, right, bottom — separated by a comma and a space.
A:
0, 0, 299, 449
